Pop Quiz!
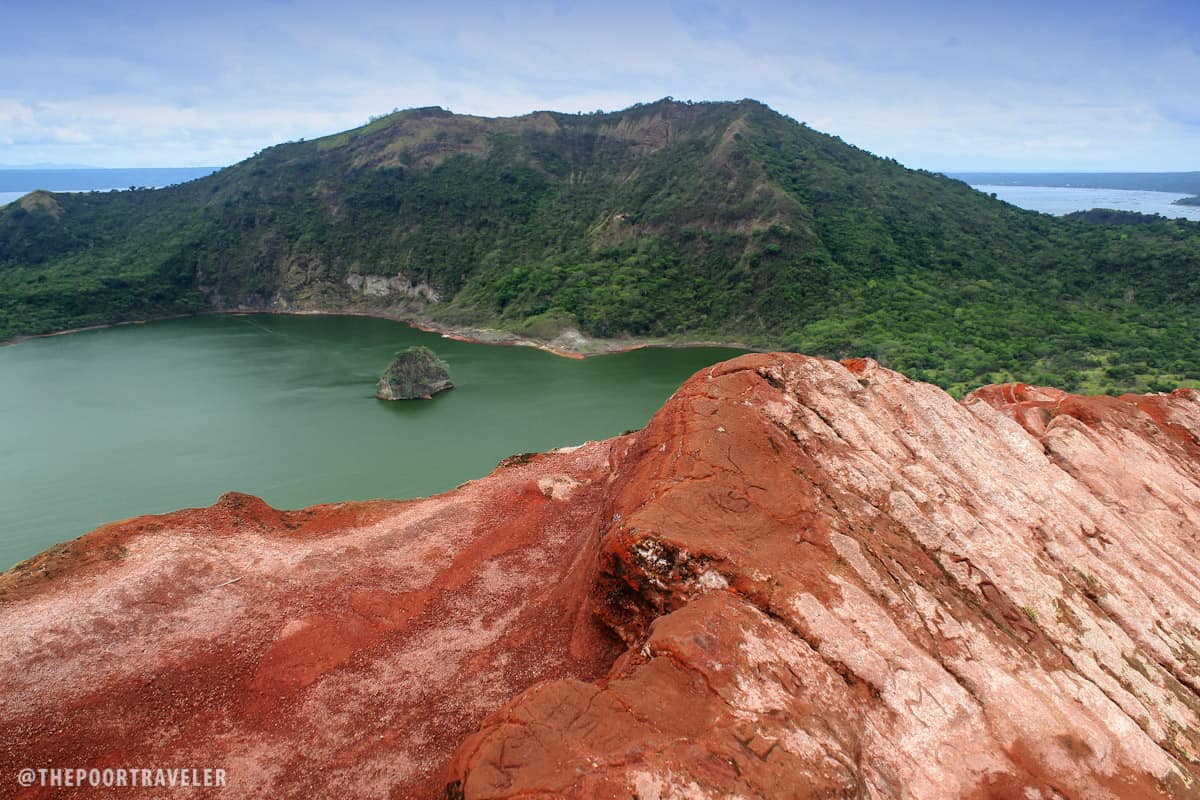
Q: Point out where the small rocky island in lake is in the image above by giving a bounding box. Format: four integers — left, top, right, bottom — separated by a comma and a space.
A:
1173, 195, 1200, 206
375, 346, 454, 400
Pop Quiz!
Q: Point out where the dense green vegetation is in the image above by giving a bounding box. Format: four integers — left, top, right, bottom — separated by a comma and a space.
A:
377, 345, 453, 400
2, 99, 1197, 395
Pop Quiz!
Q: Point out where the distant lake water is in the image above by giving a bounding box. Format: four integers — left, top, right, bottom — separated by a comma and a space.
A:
0, 315, 743, 569
8, 171, 1197, 222
973, 184, 1200, 221
0, 167, 217, 206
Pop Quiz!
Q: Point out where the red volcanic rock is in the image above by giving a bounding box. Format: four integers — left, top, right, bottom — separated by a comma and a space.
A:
0, 450, 624, 799
3, 353, 1200, 799
452, 355, 1200, 799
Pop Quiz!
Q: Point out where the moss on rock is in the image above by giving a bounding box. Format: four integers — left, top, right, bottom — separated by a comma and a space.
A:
376, 346, 453, 400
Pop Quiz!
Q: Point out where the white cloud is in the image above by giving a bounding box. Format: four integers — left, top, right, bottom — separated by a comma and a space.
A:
0, 0, 1195, 169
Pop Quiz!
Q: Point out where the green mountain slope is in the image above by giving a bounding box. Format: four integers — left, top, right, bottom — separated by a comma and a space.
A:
2, 98, 1198, 394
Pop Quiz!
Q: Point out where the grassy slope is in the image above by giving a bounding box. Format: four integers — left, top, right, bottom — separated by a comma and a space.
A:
1, 99, 1197, 395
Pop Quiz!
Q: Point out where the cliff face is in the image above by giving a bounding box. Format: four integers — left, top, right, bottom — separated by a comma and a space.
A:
2, 353, 1199, 799
5, 100, 1200, 396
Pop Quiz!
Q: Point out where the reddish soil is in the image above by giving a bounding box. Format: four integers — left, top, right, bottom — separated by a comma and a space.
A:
2, 353, 1199, 799
0, 446, 624, 799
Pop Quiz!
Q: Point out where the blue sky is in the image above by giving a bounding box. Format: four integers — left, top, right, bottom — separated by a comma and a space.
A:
2, 0, 1197, 170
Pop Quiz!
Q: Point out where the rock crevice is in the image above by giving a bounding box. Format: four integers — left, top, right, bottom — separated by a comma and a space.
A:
2, 353, 1199, 799
455, 354, 1200, 799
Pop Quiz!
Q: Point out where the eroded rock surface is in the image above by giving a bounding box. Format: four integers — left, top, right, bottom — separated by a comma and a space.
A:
2, 353, 1199, 799
0, 446, 623, 799
452, 355, 1200, 799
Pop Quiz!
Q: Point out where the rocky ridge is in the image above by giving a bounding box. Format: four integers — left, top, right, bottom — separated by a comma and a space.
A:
2, 353, 1198, 798
7, 99, 1200, 396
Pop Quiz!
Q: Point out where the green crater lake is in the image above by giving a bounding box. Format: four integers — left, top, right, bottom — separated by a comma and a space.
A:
0, 314, 743, 569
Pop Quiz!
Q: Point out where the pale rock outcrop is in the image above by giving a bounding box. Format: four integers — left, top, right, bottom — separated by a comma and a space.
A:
345, 271, 440, 302
452, 355, 1200, 799
2, 354, 1198, 799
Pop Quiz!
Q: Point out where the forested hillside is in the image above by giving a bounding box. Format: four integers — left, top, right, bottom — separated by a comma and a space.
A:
2, 98, 1197, 394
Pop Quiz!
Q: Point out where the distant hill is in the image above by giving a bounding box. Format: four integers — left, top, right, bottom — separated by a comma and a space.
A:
1, 99, 1198, 395
949, 171, 1200, 195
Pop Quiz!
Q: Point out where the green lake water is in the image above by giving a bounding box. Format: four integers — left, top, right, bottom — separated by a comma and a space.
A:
0, 314, 743, 569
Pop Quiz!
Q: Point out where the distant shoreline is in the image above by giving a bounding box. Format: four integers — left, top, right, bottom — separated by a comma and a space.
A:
1, 308, 760, 360
0, 166, 219, 195
969, 183, 1200, 221
949, 171, 1200, 195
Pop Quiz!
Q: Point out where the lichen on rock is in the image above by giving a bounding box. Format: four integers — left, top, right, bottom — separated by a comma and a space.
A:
375, 345, 453, 400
